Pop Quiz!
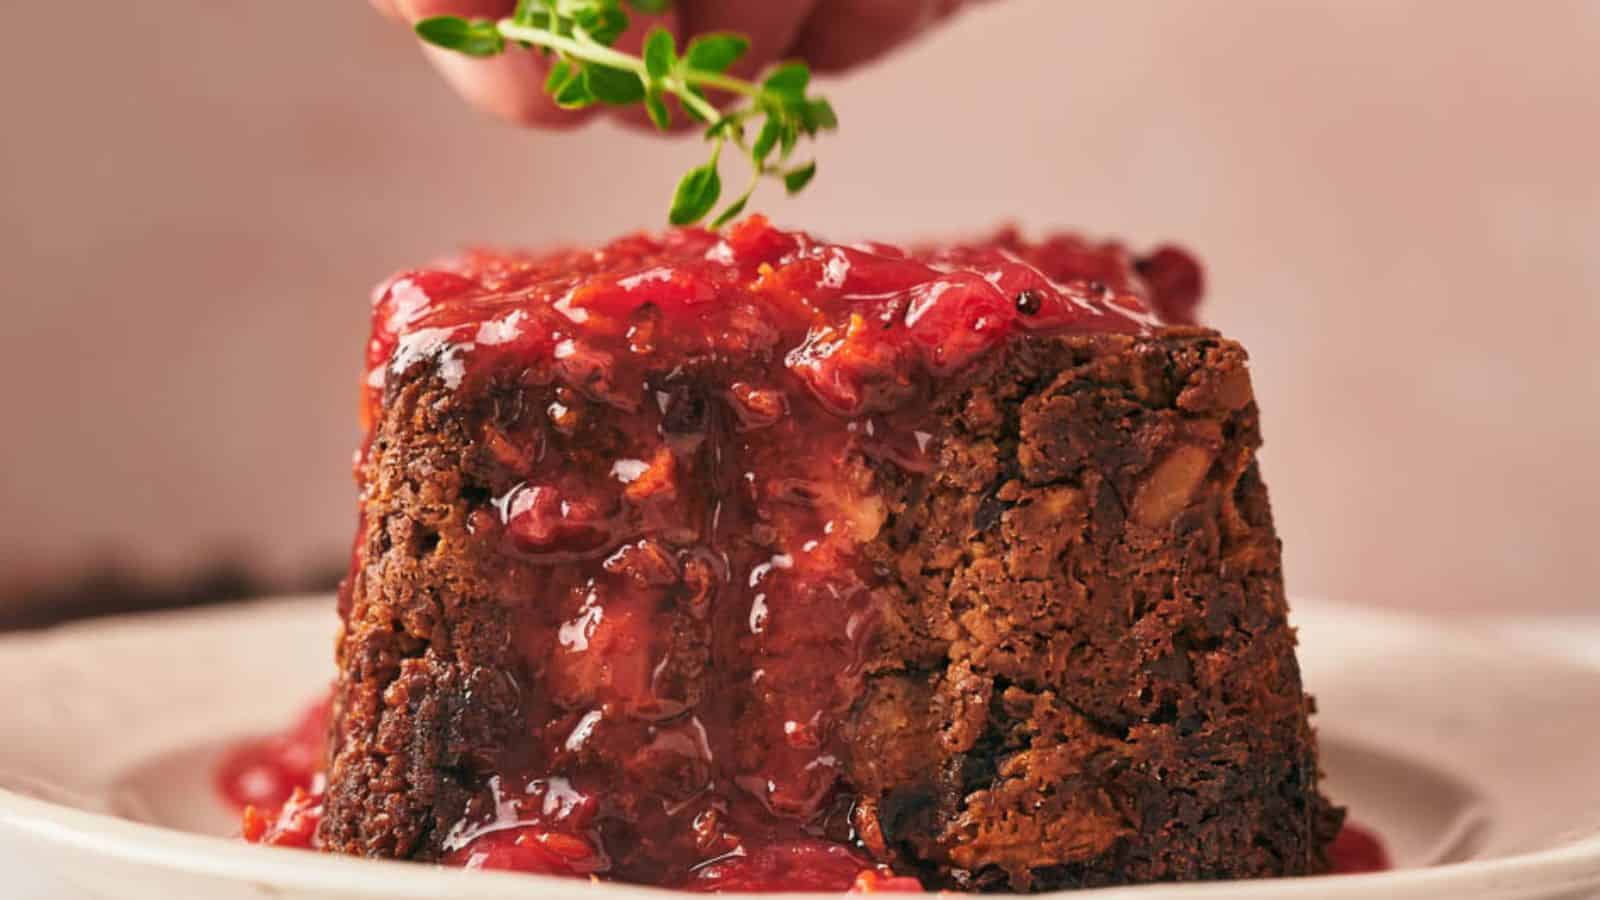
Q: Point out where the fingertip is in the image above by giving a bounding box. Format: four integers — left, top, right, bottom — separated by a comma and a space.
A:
420, 44, 597, 129
396, 0, 587, 128
398, 0, 687, 131
792, 0, 962, 73
394, 0, 515, 20
608, 8, 680, 55
678, 0, 817, 79
369, 0, 404, 21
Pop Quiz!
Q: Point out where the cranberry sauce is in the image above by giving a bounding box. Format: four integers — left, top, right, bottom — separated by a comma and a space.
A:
1329, 822, 1391, 875
336, 217, 1200, 887
360, 217, 1199, 439
223, 692, 329, 849
216, 693, 328, 813
228, 693, 1383, 884
241, 785, 325, 849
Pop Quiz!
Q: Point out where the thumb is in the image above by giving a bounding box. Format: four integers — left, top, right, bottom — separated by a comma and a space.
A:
393, 1, 598, 128
394, 1, 513, 19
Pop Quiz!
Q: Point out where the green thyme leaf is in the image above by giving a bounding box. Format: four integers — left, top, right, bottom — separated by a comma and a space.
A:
684, 33, 750, 74
574, 7, 628, 46
545, 59, 574, 93
778, 120, 799, 158
681, 85, 712, 122
428, 1, 832, 227
552, 67, 596, 108
711, 192, 750, 228
512, 0, 553, 29
585, 64, 646, 104
643, 27, 676, 81
761, 63, 810, 100
670, 161, 722, 226
644, 87, 671, 130
704, 113, 746, 140
415, 17, 504, 58
751, 117, 781, 164
783, 161, 816, 194
802, 99, 838, 132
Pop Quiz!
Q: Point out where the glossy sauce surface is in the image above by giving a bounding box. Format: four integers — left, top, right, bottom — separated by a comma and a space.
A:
1328, 822, 1392, 875
231, 700, 1391, 882
215, 693, 329, 813
249, 218, 1205, 890
358, 216, 1199, 441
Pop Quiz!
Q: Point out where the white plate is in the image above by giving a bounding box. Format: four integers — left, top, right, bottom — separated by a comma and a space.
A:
0, 596, 1597, 899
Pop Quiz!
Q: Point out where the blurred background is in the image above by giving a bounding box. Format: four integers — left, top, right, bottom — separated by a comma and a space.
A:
1, 0, 1596, 627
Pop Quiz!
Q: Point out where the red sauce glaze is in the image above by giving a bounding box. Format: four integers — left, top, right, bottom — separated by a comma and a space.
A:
241, 785, 325, 849
215, 693, 329, 813
358, 216, 1200, 441
1329, 823, 1391, 875
685, 841, 922, 893
355, 218, 1199, 887
243, 218, 1207, 889
231, 709, 1382, 886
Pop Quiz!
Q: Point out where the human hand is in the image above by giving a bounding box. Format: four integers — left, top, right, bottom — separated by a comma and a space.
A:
369, 0, 984, 128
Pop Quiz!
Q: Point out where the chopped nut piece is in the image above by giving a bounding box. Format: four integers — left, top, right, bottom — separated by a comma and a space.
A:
623, 447, 677, 503
1132, 444, 1215, 527
728, 382, 788, 429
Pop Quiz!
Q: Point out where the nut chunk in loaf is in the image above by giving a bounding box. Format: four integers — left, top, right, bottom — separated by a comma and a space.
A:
319, 215, 1340, 892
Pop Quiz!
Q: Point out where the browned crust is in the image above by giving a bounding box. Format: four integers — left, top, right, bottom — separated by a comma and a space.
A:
320, 371, 521, 859
846, 330, 1340, 889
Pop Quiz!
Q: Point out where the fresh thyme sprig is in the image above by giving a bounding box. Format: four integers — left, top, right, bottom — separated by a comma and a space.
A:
415, 0, 837, 227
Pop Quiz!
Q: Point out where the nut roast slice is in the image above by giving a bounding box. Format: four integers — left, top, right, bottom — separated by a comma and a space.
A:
322, 216, 1340, 891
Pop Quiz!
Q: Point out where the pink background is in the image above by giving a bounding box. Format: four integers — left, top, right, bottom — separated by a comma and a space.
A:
1, 1, 1595, 612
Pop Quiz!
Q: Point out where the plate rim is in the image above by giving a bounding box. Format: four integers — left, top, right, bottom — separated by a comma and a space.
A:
1, 596, 1598, 899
